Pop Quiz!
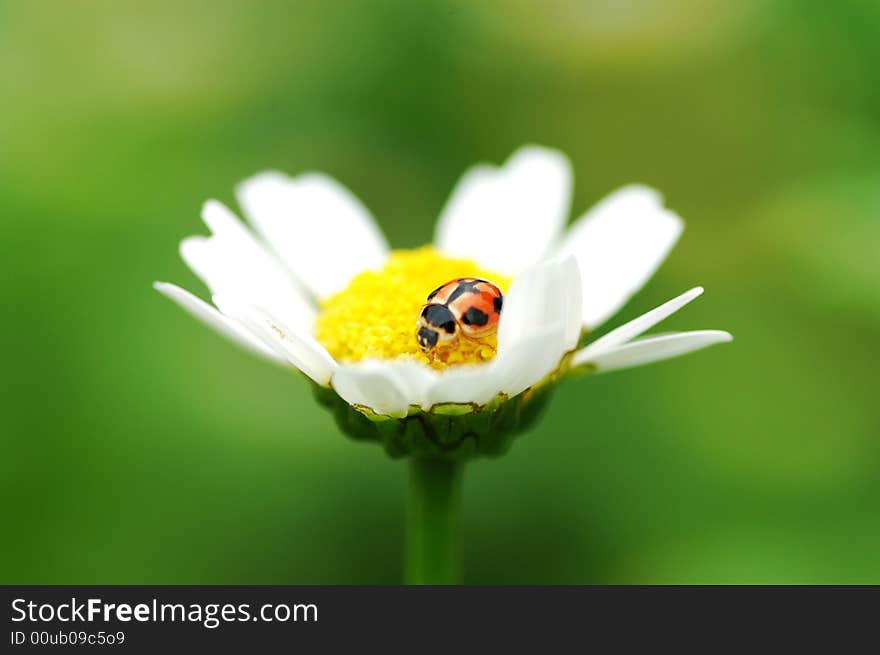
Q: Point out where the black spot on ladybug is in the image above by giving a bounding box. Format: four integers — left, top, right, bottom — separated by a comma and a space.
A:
447, 279, 485, 304
421, 303, 457, 331
417, 327, 438, 349
493, 295, 503, 314
461, 307, 489, 327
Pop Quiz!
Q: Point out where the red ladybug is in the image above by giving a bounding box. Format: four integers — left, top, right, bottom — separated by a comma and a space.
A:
416, 277, 503, 352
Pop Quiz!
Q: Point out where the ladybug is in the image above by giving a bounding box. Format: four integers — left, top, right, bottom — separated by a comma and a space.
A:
416, 277, 503, 352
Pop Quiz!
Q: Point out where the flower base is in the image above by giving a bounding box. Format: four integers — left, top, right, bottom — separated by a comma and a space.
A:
312, 382, 555, 462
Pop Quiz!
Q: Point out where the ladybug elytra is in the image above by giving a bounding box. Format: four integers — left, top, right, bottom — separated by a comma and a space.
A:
416, 277, 503, 352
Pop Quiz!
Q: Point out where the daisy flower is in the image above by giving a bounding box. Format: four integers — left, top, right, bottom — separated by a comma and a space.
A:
154, 145, 731, 583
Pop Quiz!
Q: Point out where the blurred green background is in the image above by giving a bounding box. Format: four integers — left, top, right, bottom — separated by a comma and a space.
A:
2, 0, 879, 584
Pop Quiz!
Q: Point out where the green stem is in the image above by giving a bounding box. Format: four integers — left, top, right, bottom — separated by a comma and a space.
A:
404, 458, 464, 585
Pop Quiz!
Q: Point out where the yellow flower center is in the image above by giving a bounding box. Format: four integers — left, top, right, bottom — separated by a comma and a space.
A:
315, 246, 510, 370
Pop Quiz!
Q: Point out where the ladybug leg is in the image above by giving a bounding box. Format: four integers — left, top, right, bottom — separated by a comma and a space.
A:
425, 345, 447, 366
459, 332, 497, 354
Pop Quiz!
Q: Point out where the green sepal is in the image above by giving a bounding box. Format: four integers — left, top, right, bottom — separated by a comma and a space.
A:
312, 381, 556, 462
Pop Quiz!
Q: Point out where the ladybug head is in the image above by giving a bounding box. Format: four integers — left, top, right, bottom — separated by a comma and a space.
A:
416, 303, 460, 352
416, 326, 439, 350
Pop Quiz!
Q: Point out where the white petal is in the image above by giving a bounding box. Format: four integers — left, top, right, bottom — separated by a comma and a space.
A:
381, 360, 440, 409
559, 185, 684, 329
498, 256, 582, 353
495, 327, 567, 397
424, 362, 504, 407
332, 362, 418, 418
561, 257, 584, 351
153, 282, 284, 363
181, 200, 315, 333
435, 145, 572, 275
574, 330, 733, 372
213, 294, 337, 385
426, 327, 565, 406
236, 171, 389, 299
575, 286, 704, 363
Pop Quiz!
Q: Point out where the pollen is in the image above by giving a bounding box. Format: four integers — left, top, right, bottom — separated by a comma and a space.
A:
315, 246, 510, 370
